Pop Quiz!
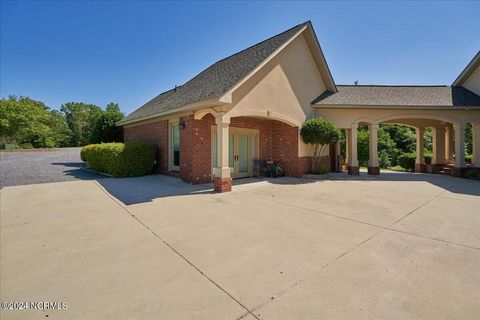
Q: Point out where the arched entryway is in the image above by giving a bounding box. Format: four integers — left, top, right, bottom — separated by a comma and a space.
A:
194, 109, 315, 192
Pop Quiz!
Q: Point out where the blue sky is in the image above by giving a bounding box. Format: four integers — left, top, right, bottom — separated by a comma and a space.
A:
1, 1, 479, 115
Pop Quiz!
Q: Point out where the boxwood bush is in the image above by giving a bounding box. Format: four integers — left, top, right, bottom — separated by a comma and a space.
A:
397, 151, 433, 171
81, 142, 156, 177
80, 144, 95, 162
398, 152, 416, 171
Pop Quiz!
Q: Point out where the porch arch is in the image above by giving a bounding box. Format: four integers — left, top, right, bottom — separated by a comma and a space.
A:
226, 109, 302, 127
375, 113, 463, 126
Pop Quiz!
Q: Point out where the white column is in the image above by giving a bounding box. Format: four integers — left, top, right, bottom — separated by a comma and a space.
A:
454, 123, 466, 168
445, 126, 454, 163
368, 124, 379, 168
472, 123, 480, 167
416, 127, 425, 166
213, 113, 231, 178
345, 128, 351, 166
431, 126, 446, 165
350, 124, 358, 168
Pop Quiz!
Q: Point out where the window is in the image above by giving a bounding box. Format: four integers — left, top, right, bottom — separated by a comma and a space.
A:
170, 121, 180, 171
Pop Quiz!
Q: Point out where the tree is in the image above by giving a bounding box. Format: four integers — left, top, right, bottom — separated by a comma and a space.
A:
89, 103, 125, 143
0, 96, 71, 148
300, 118, 340, 173
60, 102, 103, 146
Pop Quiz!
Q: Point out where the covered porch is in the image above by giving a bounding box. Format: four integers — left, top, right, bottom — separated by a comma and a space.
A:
193, 110, 324, 192
322, 110, 480, 177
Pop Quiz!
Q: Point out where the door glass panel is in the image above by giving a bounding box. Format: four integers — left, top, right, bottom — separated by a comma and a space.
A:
238, 134, 249, 173
252, 134, 258, 160
229, 134, 234, 174
172, 124, 180, 167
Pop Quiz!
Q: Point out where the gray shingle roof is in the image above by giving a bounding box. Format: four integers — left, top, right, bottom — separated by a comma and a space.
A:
119, 22, 308, 125
313, 85, 480, 107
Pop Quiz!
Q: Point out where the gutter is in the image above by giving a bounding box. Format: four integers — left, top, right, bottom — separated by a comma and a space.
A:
311, 104, 480, 110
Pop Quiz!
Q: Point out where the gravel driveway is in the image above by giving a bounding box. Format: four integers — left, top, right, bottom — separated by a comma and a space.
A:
0, 147, 103, 188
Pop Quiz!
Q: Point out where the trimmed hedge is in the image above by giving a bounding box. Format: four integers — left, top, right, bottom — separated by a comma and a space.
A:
397, 151, 434, 170
81, 142, 156, 177
80, 144, 95, 162
398, 152, 416, 171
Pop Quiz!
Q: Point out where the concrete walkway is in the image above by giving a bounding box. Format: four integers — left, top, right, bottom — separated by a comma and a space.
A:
1, 173, 479, 319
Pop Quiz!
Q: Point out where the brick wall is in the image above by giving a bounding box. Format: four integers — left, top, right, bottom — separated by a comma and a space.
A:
124, 115, 331, 184
123, 120, 169, 174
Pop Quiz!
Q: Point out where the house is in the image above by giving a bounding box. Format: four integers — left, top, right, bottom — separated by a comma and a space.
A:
118, 21, 480, 192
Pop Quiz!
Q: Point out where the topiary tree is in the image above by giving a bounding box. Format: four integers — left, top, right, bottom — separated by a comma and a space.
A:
300, 118, 340, 173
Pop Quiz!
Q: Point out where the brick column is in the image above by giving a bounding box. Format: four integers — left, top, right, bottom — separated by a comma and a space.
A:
415, 127, 426, 173
348, 124, 359, 175
472, 122, 480, 167
452, 123, 466, 177
368, 124, 380, 175
213, 113, 232, 192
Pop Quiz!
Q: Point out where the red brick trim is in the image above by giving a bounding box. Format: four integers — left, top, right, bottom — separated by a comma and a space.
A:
415, 163, 427, 173
348, 166, 360, 175
451, 167, 466, 177
368, 166, 380, 175
213, 177, 232, 193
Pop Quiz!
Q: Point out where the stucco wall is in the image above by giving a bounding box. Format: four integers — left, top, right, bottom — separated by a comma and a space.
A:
463, 66, 480, 96
228, 34, 328, 158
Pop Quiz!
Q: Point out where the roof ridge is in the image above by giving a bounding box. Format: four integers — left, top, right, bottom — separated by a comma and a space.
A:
210, 21, 310, 66
165, 21, 309, 97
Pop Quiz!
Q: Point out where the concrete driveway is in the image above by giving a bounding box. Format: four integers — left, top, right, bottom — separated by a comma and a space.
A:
1, 172, 479, 319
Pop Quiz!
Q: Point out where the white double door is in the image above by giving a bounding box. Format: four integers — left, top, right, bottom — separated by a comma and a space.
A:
212, 128, 258, 179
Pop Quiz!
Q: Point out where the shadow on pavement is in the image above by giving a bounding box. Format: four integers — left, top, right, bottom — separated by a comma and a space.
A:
97, 175, 215, 205
326, 170, 480, 197
49, 163, 479, 205
50, 162, 106, 180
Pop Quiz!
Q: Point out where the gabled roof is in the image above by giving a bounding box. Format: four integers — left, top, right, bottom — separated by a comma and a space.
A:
119, 21, 335, 125
313, 85, 480, 107
453, 50, 480, 86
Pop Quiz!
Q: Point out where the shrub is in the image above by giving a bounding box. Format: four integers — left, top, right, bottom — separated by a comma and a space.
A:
378, 149, 391, 168
424, 150, 432, 165
80, 144, 95, 162
465, 154, 472, 164
300, 118, 340, 172
312, 164, 328, 175
85, 142, 156, 177
398, 152, 416, 171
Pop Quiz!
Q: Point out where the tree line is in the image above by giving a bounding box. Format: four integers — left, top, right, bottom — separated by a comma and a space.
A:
0, 96, 125, 149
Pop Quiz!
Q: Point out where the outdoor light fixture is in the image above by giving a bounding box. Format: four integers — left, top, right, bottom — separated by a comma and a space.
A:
179, 120, 186, 129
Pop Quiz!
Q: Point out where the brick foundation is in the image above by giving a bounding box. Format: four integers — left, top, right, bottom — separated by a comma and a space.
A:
415, 163, 427, 173
213, 177, 232, 192
348, 166, 359, 175
451, 167, 466, 177
368, 166, 380, 175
